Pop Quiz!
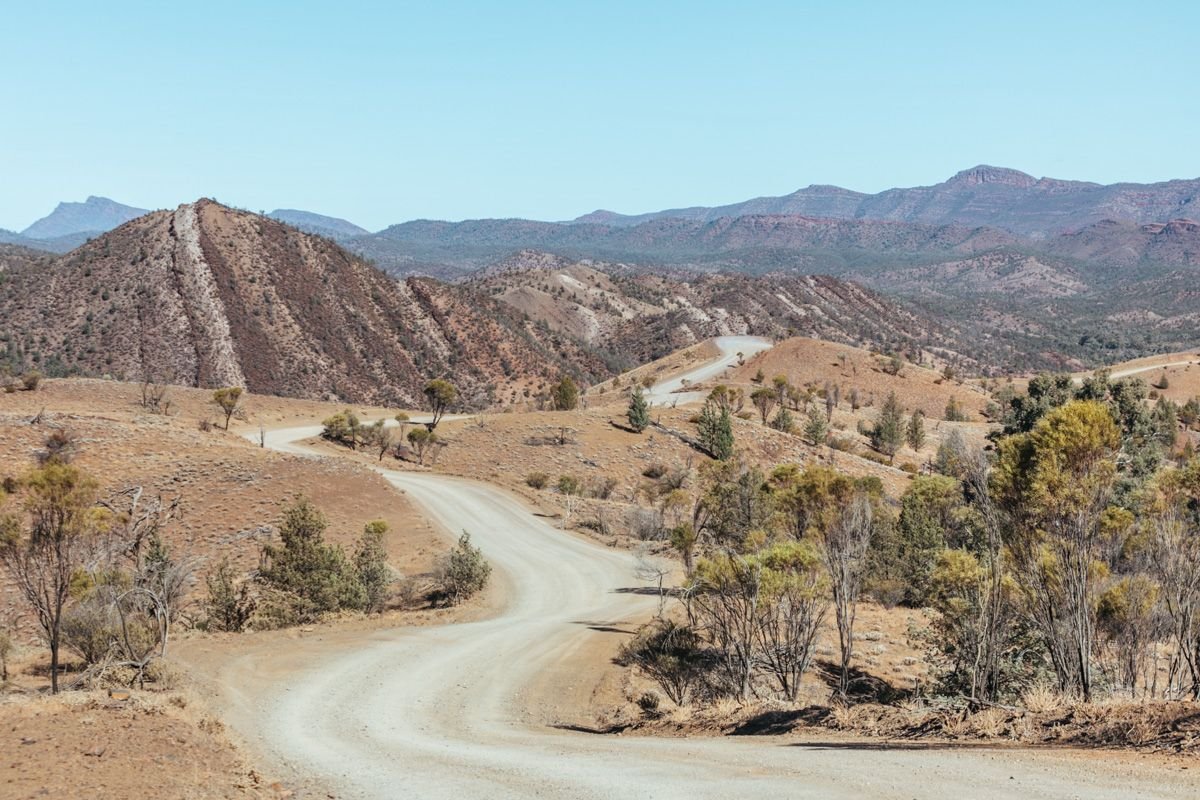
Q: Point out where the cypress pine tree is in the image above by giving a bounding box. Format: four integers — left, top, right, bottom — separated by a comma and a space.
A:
906, 410, 926, 451
699, 400, 734, 460
803, 406, 828, 445
872, 392, 905, 464
628, 387, 650, 433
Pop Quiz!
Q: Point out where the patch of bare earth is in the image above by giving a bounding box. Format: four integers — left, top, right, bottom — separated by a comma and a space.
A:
0, 691, 279, 799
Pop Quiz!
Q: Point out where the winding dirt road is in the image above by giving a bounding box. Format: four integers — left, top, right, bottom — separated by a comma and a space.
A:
185, 345, 1200, 799
645, 335, 773, 406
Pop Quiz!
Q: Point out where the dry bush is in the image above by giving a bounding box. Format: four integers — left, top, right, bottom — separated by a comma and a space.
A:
1021, 682, 1065, 714
968, 708, 1008, 738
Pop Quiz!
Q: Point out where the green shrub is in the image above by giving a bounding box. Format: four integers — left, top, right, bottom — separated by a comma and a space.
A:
355, 520, 393, 614
435, 532, 492, 606
257, 497, 366, 623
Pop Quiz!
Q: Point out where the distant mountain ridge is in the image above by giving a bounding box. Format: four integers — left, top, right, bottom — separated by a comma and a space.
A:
570, 165, 1200, 237
21, 195, 148, 240
267, 209, 368, 239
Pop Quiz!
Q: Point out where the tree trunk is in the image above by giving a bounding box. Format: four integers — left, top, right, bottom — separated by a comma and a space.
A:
49, 639, 59, 694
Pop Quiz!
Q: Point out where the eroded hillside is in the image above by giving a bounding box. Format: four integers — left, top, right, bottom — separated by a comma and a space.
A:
0, 202, 609, 406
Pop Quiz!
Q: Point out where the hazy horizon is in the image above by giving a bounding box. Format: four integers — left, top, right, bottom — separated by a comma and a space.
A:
3, 1, 1198, 230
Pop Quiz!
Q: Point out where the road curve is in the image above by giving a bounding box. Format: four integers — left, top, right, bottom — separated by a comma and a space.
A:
1107, 358, 1200, 380
645, 335, 773, 406
196, 371, 1197, 799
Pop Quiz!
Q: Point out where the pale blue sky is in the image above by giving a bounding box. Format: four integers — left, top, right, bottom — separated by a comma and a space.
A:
2, 1, 1197, 231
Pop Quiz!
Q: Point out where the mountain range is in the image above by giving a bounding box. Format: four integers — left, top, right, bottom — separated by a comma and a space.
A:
4, 166, 1199, 384
570, 165, 1200, 237
2, 200, 980, 404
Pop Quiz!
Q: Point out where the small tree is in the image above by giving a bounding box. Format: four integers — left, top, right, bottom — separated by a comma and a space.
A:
628, 387, 651, 433
257, 497, 365, 623
366, 420, 393, 461
407, 427, 438, 465
355, 520, 392, 613
423, 380, 457, 430
0, 464, 101, 692
0, 628, 11, 682
803, 406, 828, 445
551, 376, 580, 411
871, 392, 905, 464
770, 405, 795, 433
944, 396, 968, 422
212, 387, 243, 430
436, 532, 491, 605
750, 387, 778, 425
906, 410, 926, 451
698, 401, 734, 461
821, 493, 874, 697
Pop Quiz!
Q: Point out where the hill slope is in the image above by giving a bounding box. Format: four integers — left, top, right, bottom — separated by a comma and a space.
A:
468, 252, 994, 370
0, 201, 608, 406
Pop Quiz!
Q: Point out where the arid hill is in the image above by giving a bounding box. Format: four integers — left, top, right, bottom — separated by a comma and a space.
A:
0, 201, 608, 406
469, 251, 1004, 371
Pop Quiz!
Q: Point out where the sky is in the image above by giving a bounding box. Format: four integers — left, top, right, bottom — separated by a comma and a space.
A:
2, 1, 1198, 232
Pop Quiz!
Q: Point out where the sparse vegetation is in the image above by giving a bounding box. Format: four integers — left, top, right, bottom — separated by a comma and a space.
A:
211, 387, 243, 430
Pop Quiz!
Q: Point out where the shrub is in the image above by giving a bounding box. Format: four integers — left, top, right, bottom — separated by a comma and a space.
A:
642, 463, 669, 480
435, 532, 491, 605
551, 375, 580, 411
525, 472, 550, 490
627, 506, 665, 540
556, 474, 582, 496
355, 520, 393, 613
616, 620, 709, 706
257, 497, 366, 623
591, 477, 619, 500
321, 409, 362, 448
204, 558, 256, 632
20, 371, 42, 391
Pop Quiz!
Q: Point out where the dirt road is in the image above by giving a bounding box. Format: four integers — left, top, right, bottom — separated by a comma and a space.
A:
184, 371, 1199, 799
645, 335, 773, 406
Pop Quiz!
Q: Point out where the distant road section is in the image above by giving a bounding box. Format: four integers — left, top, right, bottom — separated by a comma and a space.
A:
645, 335, 773, 406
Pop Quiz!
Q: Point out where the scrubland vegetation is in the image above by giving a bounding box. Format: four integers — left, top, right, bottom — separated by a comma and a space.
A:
613, 368, 1200, 746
